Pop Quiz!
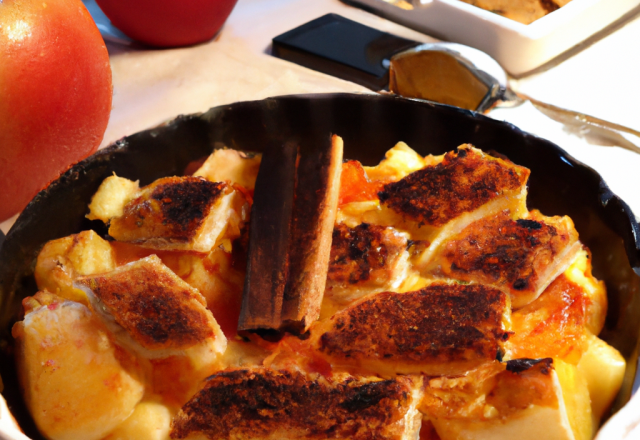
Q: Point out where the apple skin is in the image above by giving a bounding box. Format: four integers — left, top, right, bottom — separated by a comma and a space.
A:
95, 0, 238, 47
0, 0, 113, 222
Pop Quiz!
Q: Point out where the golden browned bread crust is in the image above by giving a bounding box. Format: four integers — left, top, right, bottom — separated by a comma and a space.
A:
75, 255, 216, 351
430, 210, 580, 307
378, 146, 529, 227
170, 368, 422, 440
486, 358, 558, 416
109, 176, 227, 245
421, 358, 556, 420
328, 223, 407, 285
314, 283, 510, 376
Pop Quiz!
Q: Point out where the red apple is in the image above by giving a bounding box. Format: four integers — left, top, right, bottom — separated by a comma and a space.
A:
0, 0, 113, 222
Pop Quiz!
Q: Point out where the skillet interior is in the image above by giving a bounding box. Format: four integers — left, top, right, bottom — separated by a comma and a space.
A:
1, 93, 639, 438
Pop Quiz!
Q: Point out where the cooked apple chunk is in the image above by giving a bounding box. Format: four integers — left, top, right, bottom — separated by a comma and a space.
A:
105, 401, 173, 440
193, 148, 262, 190
170, 368, 424, 440
12, 293, 144, 440
426, 210, 581, 308
577, 334, 625, 423
86, 174, 140, 223
34, 229, 115, 304
74, 255, 226, 366
108, 176, 246, 252
325, 223, 410, 305
363, 141, 434, 182
177, 247, 246, 338
311, 282, 511, 377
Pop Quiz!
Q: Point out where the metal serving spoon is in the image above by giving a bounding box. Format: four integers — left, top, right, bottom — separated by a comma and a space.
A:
388, 42, 640, 155
272, 14, 640, 155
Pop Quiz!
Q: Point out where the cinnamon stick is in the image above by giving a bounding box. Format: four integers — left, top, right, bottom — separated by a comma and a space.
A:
238, 135, 343, 336
237, 142, 297, 333
281, 135, 343, 333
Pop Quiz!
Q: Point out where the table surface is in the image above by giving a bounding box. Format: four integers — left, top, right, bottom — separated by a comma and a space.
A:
1, 1, 640, 437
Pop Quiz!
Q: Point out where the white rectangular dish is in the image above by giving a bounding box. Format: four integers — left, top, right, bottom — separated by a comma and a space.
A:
342, 0, 640, 75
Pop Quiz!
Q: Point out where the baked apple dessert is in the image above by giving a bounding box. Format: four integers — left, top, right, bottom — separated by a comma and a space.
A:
12, 138, 624, 440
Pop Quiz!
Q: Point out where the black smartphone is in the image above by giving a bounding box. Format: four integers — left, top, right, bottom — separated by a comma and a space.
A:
272, 14, 420, 90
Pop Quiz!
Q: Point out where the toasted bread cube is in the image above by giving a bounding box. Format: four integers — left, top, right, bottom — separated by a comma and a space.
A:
372, 146, 530, 267
426, 359, 592, 440
87, 174, 140, 223
336, 146, 529, 252
426, 210, 581, 308
379, 145, 529, 227
312, 282, 511, 377
12, 294, 144, 440
340, 146, 535, 278
106, 242, 246, 339
111, 241, 246, 337
109, 176, 246, 253
34, 230, 115, 304
193, 148, 262, 190
75, 255, 226, 367
170, 368, 424, 440
325, 223, 410, 306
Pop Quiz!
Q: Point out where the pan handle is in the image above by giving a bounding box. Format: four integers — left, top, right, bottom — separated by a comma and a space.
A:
272, 14, 420, 91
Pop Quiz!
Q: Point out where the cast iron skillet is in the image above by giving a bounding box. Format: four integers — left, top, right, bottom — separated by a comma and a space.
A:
1, 93, 640, 438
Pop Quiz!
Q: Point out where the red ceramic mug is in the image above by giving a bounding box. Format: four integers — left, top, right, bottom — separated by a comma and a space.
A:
95, 0, 238, 47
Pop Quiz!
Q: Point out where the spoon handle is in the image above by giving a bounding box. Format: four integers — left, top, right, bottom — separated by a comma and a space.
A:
518, 93, 640, 156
